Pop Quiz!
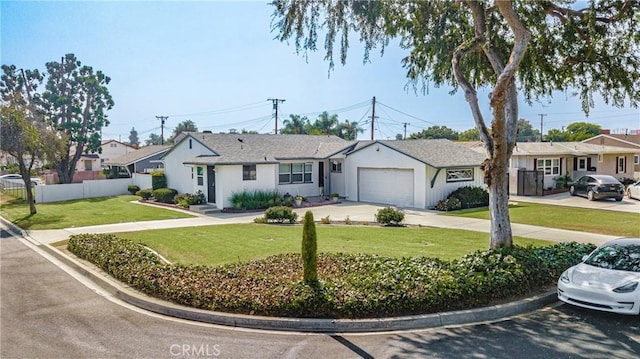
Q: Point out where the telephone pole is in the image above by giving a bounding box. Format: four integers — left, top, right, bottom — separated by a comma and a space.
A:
268, 98, 285, 134
403, 122, 410, 140
156, 116, 168, 144
538, 113, 547, 142
371, 96, 377, 140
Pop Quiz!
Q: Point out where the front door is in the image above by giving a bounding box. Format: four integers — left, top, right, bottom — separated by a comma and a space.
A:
207, 166, 215, 203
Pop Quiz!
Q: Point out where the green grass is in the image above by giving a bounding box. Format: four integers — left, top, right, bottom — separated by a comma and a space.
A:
0, 195, 194, 229
118, 224, 551, 266
444, 202, 640, 237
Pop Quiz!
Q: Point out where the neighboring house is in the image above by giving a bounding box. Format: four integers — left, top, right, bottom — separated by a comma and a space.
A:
104, 145, 171, 177
161, 133, 486, 210
98, 140, 138, 168
582, 132, 640, 179
508, 142, 635, 195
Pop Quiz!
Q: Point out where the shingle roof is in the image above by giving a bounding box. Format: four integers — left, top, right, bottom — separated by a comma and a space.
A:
512, 142, 634, 156
180, 133, 351, 165
347, 139, 487, 168
104, 145, 171, 166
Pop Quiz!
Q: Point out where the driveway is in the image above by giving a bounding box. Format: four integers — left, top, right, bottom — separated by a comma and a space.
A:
510, 192, 640, 213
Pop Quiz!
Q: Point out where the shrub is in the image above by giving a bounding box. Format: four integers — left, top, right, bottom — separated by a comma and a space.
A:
448, 186, 489, 209
619, 177, 636, 187
127, 185, 140, 195
263, 206, 298, 223
344, 216, 351, 225
320, 215, 331, 224
136, 188, 153, 200
375, 207, 405, 226
174, 190, 206, 208
153, 188, 178, 204
230, 190, 284, 210
151, 170, 166, 190
302, 211, 318, 283
434, 197, 462, 211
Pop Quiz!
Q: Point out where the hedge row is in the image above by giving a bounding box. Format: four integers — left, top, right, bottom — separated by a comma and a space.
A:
67, 234, 594, 318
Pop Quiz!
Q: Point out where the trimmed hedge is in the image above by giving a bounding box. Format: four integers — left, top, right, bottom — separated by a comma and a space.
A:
67, 233, 594, 319
153, 188, 178, 204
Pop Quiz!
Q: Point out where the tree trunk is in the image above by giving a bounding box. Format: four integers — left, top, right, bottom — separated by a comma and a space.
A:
485, 143, 513, 248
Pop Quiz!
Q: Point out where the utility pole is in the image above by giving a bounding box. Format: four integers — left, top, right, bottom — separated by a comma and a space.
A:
371, 96, 377, 140
403, 122, 410, 140
156, 116, 168, 144
538, 113, 547, 142
268, 98, 286, 134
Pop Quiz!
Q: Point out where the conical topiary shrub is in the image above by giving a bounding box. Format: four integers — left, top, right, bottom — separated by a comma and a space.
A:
302, 210, 318, 283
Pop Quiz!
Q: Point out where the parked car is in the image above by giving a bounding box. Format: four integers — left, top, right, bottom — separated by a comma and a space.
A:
569, 175, 624, 201
558, 238, 640, 315
627, 181, 640, 200
0, 174, 43, 189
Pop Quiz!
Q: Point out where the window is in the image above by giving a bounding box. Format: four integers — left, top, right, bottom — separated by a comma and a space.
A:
634, 154, 639, 165
598, 154, 604, 163
537, 158, 559, 176
110, 143, 117, 148
189, 139, 192, 149
446, 168, 474, 182
279, 162, 312, 184
577, 157, 587, 171
84, 160, 93, 171
197, 167, 204, 186
331, 161, 342, 173
243, 164, 256, 181
617, 156, 626, 174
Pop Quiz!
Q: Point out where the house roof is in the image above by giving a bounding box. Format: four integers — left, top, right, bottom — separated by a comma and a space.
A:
101, 139, 137, 149
512, 142, 634, 156
582, 134, 640, 148
346, 139, 487, 168
104, 145, 171, 166
176, 133, 351, 165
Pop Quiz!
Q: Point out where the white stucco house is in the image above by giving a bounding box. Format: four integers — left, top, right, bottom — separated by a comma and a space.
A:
160, 132, 487, 210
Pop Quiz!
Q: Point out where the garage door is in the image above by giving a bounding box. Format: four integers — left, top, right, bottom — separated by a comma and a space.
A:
358, 168, 414, 207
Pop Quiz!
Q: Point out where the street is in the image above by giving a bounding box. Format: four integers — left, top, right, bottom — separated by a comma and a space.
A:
2, 230, 639, 358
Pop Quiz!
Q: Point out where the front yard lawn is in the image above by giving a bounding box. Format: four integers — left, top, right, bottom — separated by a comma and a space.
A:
0, 195, 194, 229
444, 202, 639, 237
117, 224, 552, 265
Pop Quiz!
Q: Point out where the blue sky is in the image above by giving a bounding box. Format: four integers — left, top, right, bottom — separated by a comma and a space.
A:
2, 1, 638, 142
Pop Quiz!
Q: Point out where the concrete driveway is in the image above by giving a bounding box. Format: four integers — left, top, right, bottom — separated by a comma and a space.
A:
510, 192, 640, 213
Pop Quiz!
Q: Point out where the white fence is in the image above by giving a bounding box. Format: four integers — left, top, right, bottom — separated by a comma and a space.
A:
35, 178, 133, 203
133, 173, 153, 190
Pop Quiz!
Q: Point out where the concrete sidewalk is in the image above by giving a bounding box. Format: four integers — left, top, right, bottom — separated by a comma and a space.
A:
24, 200, 621, 246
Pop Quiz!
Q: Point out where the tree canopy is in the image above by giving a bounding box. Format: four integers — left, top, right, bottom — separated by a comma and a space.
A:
408, 125, 459, 140
280, 111, 363, 140
40, 54, 114, 183
169, 120, 198, 144
128, 127, 140, 147
271, 0, 640, 248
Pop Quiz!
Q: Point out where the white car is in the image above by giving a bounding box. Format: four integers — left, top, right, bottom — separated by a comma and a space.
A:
0, 174, 43, 188
558, 238, 640, 315
628, 181, 640, 200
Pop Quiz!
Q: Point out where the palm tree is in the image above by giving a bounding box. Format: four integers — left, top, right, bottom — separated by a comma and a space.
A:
281, 114, 307, 134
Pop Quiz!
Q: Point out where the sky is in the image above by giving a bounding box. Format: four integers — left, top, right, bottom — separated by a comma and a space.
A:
2, 0, 639, 143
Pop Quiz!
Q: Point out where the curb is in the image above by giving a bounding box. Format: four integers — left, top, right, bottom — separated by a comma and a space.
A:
37, 241, 558, 333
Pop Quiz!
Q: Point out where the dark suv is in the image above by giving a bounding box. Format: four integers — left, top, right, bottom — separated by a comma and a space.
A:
569, 175, 624, 201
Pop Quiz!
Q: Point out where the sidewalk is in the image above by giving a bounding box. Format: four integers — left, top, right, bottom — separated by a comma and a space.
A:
24, 199, 621, 246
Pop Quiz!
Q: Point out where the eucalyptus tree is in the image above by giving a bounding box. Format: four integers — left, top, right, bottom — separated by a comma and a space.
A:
41, 54, 114, 183
271, 0, 640, 248
565, 121, 601, 141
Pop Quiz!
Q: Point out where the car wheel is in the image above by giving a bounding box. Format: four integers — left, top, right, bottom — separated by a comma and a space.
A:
587, 190, 596, 201
615, 196, 623, 202
569, 186, 575, 196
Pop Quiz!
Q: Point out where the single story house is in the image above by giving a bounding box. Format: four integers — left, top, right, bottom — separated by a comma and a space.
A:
508, 141, 635, 195
160, 133, 487, 210
104, 145, 170, 177
582, 132, 640, 179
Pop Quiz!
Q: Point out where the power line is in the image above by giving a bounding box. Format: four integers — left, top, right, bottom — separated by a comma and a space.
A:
377, 101, 437, 126
166, 101, 270, 118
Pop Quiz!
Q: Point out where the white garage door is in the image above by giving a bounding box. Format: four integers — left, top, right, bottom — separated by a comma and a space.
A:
358, 168, 414, 207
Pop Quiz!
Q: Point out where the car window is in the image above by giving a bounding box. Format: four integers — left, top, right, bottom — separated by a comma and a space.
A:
584, 244, 640, 272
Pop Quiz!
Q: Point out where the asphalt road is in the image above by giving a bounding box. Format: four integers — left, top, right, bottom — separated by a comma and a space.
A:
2, 232, 639, 359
